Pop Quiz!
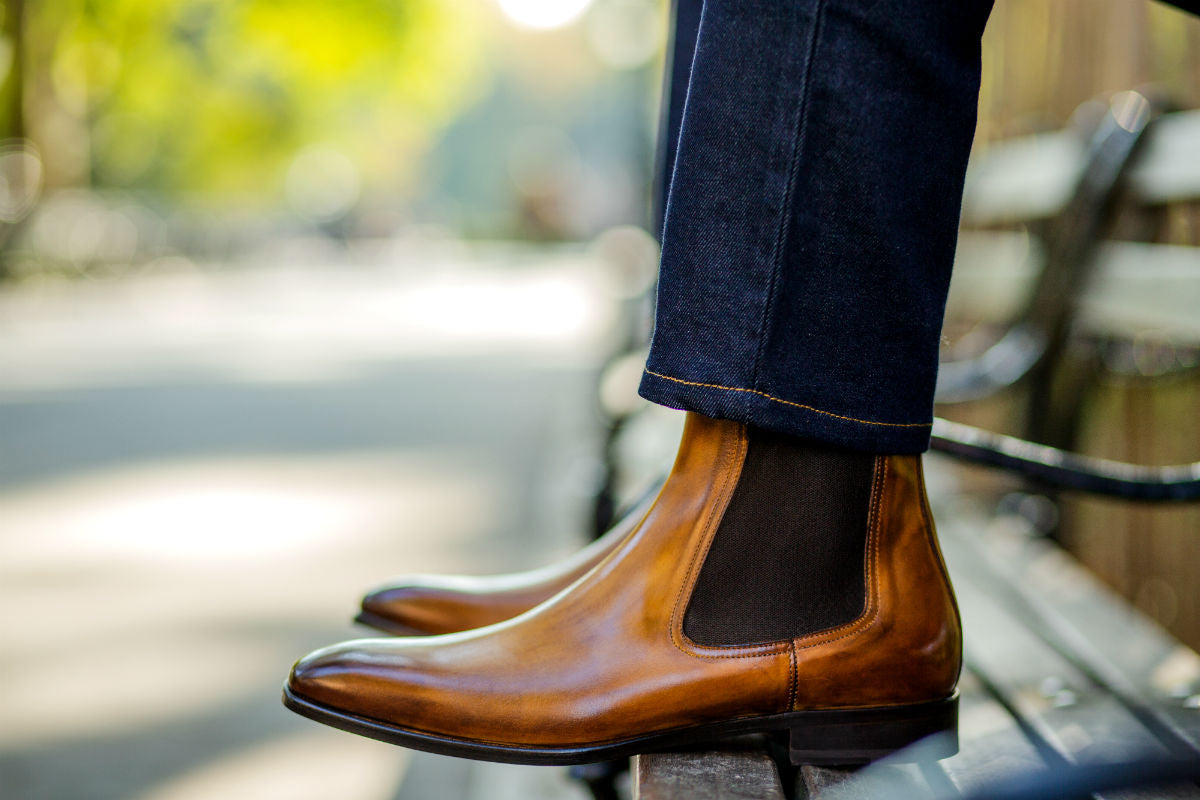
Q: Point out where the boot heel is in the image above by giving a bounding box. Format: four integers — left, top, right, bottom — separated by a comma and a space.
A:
787, 694, 958, 766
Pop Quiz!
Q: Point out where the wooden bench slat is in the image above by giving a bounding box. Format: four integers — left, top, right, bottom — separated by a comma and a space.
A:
961, 108, 1200, 226
925, 670, 1050, 796
935, 487, 1200, 755
947, 232, 1200, 342
798, 763, 931, 800
800, 669, 1052, 799
962, 132, 1085, 225
935, 500, 1200, 800
946, 530, 1180, 761
1129, 110, 1200, 206
633, 743, 786, 800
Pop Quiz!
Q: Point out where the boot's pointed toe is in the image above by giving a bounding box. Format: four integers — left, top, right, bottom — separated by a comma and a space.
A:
354, 493, 655, 635
357, 580, 471, 636
287, 639, 439, 726
287, 640, 379, 710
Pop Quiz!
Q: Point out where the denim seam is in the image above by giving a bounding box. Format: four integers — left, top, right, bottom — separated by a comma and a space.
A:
644, 368, 932, 428
746, 0, 827, 408
655, 1, 705, 242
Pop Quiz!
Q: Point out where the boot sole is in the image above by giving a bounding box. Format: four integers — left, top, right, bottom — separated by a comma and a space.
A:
282, 686, 957, 766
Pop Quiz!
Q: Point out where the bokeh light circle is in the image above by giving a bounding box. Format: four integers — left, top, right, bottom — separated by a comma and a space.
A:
496, 0, 593, 30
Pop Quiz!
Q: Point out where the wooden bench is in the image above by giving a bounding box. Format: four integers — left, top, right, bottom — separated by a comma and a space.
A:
946, 96, 1200, 370
627, 97, 1200, 799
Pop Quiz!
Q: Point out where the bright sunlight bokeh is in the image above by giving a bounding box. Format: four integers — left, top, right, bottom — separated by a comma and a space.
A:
496, 0, 594, 30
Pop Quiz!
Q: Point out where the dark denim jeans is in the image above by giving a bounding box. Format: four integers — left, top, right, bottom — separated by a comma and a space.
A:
639, 0, 994, 453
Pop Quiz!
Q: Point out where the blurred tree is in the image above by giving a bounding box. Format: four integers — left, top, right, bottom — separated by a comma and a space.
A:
19, 0, 488, 209
0, 0, 24, 139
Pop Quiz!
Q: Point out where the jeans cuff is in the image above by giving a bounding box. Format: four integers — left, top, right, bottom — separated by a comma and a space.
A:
638, 368, 932, 454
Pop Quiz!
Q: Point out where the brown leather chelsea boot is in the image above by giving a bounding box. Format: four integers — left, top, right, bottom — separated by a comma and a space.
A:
284, 412, 962, 765
356, 492, 654, 635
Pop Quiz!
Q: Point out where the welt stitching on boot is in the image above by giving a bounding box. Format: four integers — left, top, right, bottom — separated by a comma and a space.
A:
683, 426, 876, 646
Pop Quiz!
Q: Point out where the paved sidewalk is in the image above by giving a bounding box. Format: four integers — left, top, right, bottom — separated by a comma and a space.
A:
0, 243, 619, 800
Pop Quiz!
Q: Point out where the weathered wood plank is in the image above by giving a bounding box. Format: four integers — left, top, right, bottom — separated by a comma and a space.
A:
923, 670, 1048, 797
949, 542, 1173, 760
794, 670, 1051, 799
799, 764, 860, 797
936, 487, 1200, 755
799, 763, 928, 800
633, 743, 785, 800
935, 496, 1200, 799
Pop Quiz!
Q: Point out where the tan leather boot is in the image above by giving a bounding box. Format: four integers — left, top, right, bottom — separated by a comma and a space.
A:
285, 412, 961, 765
356, 492, 655, 635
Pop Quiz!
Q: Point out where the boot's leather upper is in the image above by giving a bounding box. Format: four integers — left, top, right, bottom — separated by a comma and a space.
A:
290, 412, 961, 748
359, 495, 649, 635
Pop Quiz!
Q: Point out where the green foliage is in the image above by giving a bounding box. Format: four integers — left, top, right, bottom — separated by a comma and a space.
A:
27, 0, 489, 206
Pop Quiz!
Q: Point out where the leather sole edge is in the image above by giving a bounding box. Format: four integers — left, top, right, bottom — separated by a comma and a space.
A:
281, 686, 958, 766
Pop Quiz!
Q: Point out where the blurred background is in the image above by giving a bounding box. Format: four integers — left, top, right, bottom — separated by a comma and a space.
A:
0, 1, 1198, 798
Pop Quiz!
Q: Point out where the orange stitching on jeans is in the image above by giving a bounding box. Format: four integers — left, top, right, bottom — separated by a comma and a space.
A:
643, 369, 933, 429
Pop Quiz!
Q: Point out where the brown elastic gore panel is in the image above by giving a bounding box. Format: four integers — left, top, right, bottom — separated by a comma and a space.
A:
683, 427, 874, 646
